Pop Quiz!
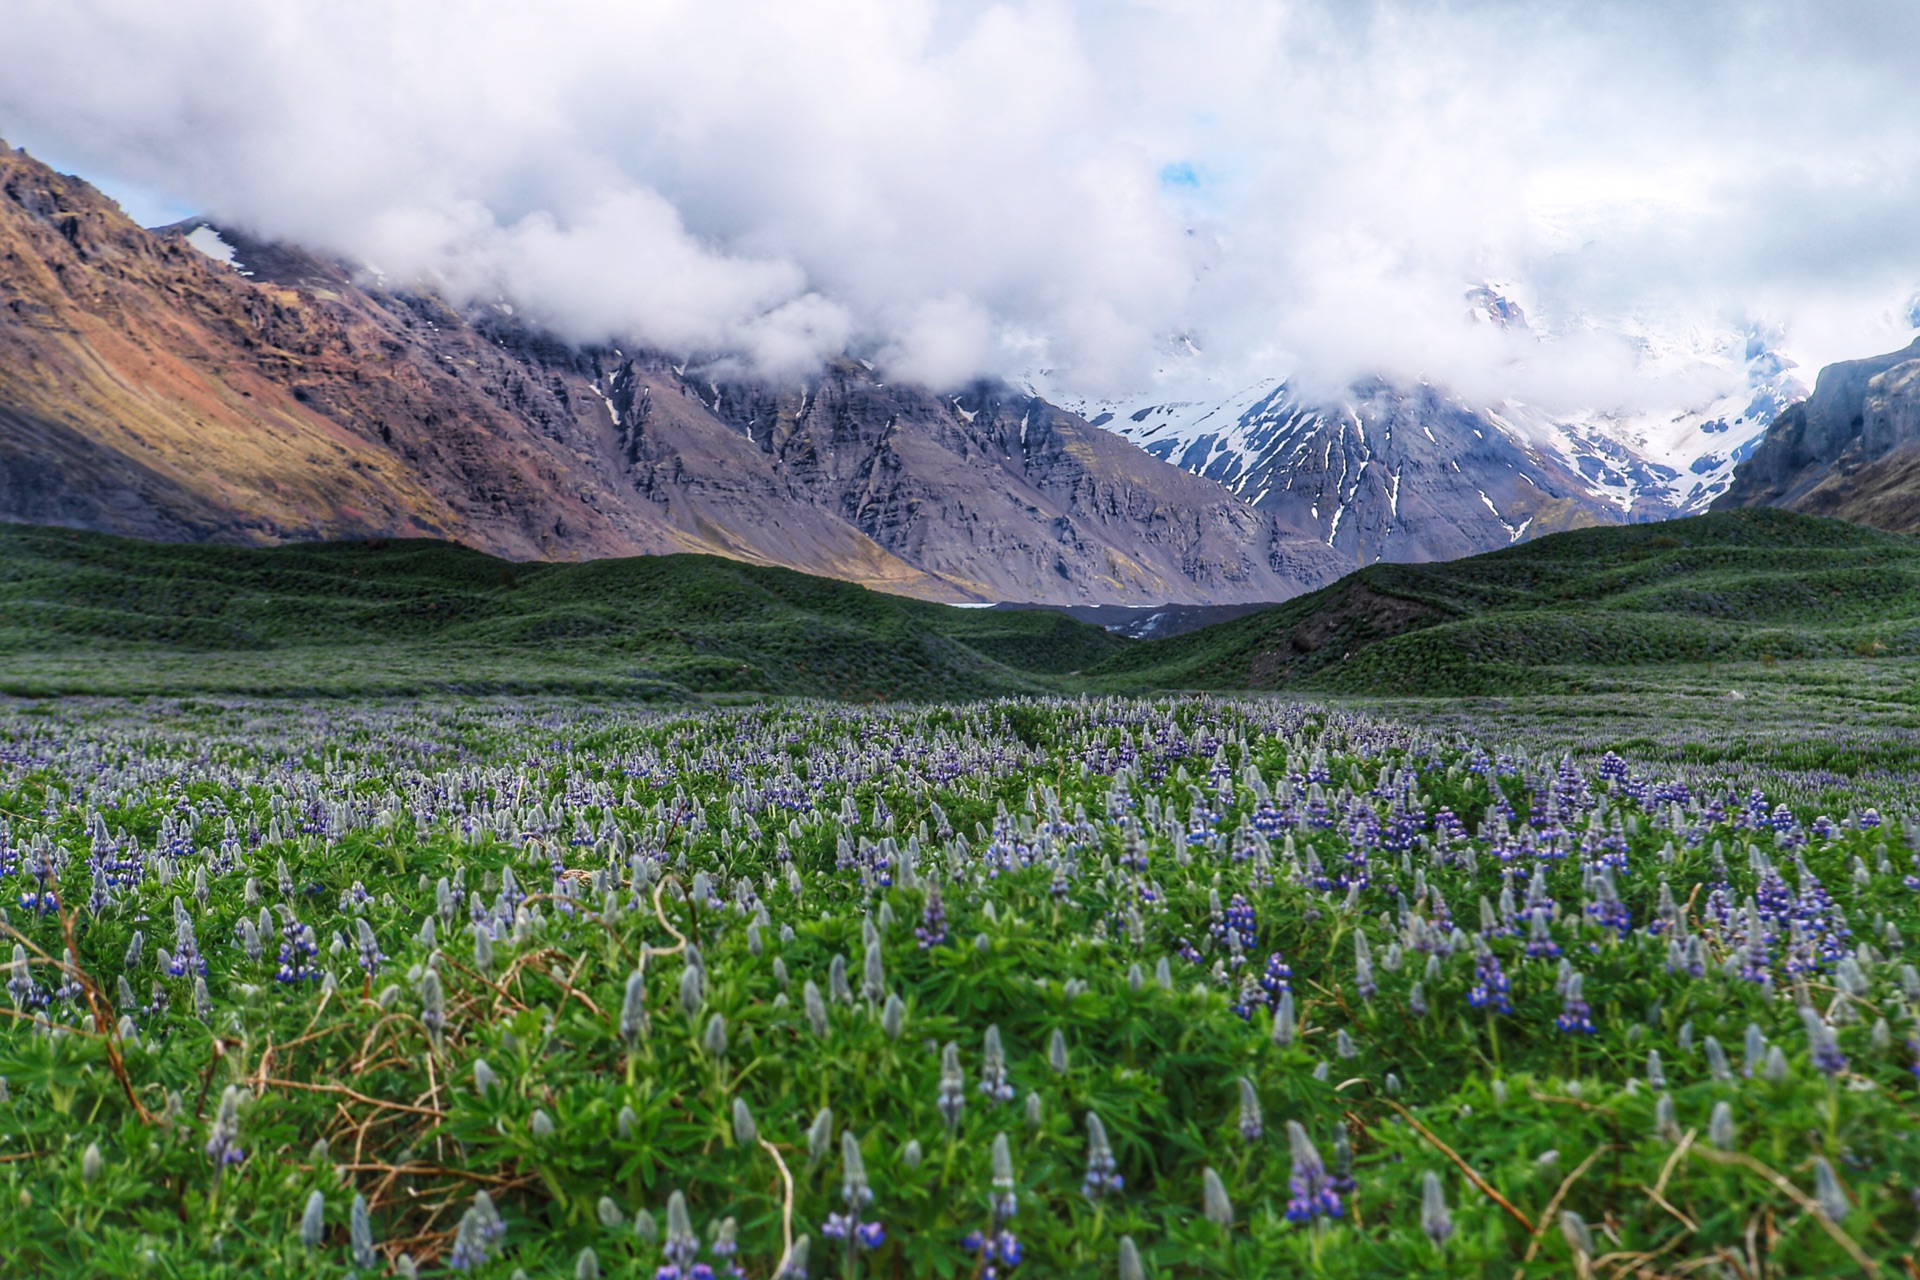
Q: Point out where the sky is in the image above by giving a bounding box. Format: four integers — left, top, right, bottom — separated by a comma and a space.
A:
4, 0, 1920, 410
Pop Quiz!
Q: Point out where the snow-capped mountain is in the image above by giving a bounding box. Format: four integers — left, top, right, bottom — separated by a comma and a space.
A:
1052, 297, 1807, 569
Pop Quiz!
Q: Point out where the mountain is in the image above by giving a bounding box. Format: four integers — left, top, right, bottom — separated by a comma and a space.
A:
0, 522, 1126, 699
1083, 507, 1918, 696
1713, 337, 1920, 533
0, 141, 1341, 606
1058, 296, 1804, 569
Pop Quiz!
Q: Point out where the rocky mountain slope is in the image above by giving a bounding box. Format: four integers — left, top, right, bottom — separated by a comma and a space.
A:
1061, 296, 1804, 569
1713, 337, 1920, 533
0, 142, 1341, 605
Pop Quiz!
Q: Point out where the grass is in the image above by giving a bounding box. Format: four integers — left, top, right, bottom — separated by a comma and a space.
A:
3, 693, 1920, 1276
10, 508, 1920, 706
0, 524, 1126, 700
6, 511, 1920, 1274
1083, 507, 1920, 696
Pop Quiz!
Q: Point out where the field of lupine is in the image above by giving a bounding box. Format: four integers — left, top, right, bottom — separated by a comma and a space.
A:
4, 693, 1920, 1277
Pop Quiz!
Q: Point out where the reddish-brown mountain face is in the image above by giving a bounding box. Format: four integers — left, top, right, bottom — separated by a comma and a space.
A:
0, 143, 1343, 604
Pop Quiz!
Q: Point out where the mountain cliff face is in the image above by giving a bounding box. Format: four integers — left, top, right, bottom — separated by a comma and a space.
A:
1714, 338, 1920, 533
1063, 296, 1804, 571
1071, 378, 1631, 566
0, 143, 1342, 604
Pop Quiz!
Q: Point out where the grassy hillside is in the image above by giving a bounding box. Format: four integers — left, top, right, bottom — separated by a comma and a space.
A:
1085, 507, 1920, 694
0, 524, 1125, 699
6, 508, 1917, 701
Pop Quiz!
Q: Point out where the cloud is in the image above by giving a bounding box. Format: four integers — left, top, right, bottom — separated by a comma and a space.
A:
3, 0, 1920, 403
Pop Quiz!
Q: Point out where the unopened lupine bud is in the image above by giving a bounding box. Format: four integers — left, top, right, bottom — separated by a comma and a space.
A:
419, 969, 445, 1044
804, 981, 829, 1038
1118, 1236, 1145, 1280
1049, 1029, 1070, 1073
619, 972, 647, 1048
863, 946, 886, 1004
81, 1143, 103, 1182
1236, 1077, 1262, 1141
574, 1246, 600, 1280
778, 1235, 810, 1280
829, 954, 853, 1004
902, 1139, 923, 1169
1812, 1157, 1849, 1222
1560, 1210, 1593, 1258
1704, 1036, 1732, 1082
531, 1109, 555, 1139
1763, 1045, 1790, 1082
617, 1105, 638, 1140
678, 965, 704, 1018
733, 1097, 757, 1146
633, 1208, 657, 1242
938, 1042, 965, 1129
474, 1059, 498, 1097
882, 993, 906, 1041
1421, 1170, 1451, 1245
596, 1196, 624, 1228
1202, 1166, 1234, 1227
301, 1190, 326, 1249
351, 1193, 376, 1269
1654, 1093, 1679, 1143
1646, 1050, 1665, 1090
1709, 1101, 1735, 1150
808, 1108, 834, 1169
703, 1013, 729, 1059
1273, 990, 1296, 1046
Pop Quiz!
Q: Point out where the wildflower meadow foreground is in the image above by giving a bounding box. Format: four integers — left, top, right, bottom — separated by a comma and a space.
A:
2, 693, 1919, 1278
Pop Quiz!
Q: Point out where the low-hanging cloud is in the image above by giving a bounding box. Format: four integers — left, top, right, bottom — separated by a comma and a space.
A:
5, 0, 1920, 407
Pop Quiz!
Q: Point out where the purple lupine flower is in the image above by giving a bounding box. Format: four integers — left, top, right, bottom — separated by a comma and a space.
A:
916, 885, 948, 949
1467, 939, 1512, 1015
1556, 973, 1595, 1035
1284, 1121, 1343, 1223
1259, 952, 1292, 1007
822, 1132, 884, 1255
204, 1084, 245, 1172
1802, 1008, 1848, 1076
355, 918, 385, 977
1237, 1077, 1263, 1141
1082, 1112, 1123, 1199
658, 1190, 700, 1279
979, 1026, 1015, 1104
276, 916, 320, 984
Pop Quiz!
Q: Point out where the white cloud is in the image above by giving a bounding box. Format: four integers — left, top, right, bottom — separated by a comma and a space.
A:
4, 0, 1920, 400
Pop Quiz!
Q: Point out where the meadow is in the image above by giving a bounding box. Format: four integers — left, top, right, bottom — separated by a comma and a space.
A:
4, 686, 1920, 1278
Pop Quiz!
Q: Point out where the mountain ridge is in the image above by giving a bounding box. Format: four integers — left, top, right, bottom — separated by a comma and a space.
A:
1714, 336, 1920, 532
0, 142, 1341, 606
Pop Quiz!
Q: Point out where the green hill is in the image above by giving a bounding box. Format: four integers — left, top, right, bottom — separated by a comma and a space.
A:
0, 524, 1125, 699
1084, 507, 1920, 695
5, 508, 1916, 701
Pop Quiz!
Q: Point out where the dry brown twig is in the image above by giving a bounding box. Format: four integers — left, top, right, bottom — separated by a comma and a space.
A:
1688, 1146, 1878, 1275
1380, 1099, 1534, 1232
1513, 1145, 1609, 1280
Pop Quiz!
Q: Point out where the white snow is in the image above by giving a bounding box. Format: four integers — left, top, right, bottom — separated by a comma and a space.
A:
185, 225, 245, 272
